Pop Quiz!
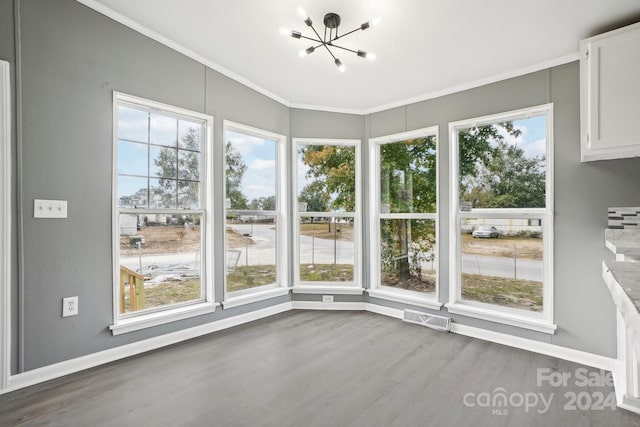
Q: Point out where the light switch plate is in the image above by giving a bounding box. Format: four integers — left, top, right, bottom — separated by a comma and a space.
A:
34, 199, 67, 218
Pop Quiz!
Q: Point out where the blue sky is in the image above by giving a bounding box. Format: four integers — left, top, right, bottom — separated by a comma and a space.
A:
226, 130, 276, 201
502, 115, 547, 159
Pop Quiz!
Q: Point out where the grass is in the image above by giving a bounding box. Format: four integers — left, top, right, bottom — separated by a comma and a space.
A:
123, 278, 201, 313
300, 264, 353, 281
299, 223, 353, 241
461, 273, 542, 312
226, 265, 277, 292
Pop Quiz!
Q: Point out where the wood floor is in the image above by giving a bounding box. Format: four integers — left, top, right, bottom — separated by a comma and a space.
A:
1, 310, 639, 426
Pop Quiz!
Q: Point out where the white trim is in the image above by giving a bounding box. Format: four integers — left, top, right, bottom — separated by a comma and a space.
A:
112, 92, 215, 328
446, 302, 557, 334
368, 126, 441, 305
0, 300, 617, 397
364, 303, 404, 319
450, 323, 614, 372
292, 138, 362, 288
222, 120, 288, 302
3, 302, 292, 395
222, 287, 290, 309
75, 0, 290, 109
76, 1, 579, 116
362, 304, 611, 371
109, 302, 219, 336
0, 60, 12, 390
291, 286, 364, 295
367, 289, 442, 311
360, 53, 578, 115
291, 301, 366, 311
448, 104, 555, 329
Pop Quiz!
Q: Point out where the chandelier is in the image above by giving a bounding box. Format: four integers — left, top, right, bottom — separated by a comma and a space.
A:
281, 7, 380, 72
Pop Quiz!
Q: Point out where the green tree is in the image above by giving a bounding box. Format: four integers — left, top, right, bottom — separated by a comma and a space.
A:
458, 123, 545, 209
299, 145, 356, 211
153, 127, 201, 208
249, 195, 276, 210
298, 181, 330, 212
225, 141, 248, 209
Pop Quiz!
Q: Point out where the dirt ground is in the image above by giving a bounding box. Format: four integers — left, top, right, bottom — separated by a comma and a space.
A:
461, 234, 542, 261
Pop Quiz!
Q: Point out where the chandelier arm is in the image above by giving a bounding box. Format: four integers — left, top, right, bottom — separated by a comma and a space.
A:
328, 44, 359, 55
332, 26, 363, 42
308, 23, 325, 44
321, 43, 338, 61
298, 34, 323, 44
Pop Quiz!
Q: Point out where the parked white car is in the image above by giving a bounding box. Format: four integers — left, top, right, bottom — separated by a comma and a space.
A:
472, 225, 499, 238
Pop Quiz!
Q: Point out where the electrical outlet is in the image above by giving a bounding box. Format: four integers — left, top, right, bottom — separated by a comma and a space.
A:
322, 295, 334, 303
62, 296, 78, 317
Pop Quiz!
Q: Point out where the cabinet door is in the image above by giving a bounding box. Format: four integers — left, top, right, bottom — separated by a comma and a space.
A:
580, 22, 640, 162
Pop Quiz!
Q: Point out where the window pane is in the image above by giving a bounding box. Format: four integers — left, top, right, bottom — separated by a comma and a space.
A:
225, 215, 277, 292
178, 120, 202, 151
458, 116, 546, 209
380, 137, 436, 214
118, 176, 148, 208
226, 131, 277, 210
299, 217, 354, 282
178, 150, 200, 181
178, 181, 199, 209
380, 218, 436, 293
118, 213, 202, 314
150, 146, 177, 179
460, 218, 543, 312
150, 178, 177, 208
297, 145, 356, 213
117, 140, 148, 176
150, 113, 177, 147
118, 106, 148, 142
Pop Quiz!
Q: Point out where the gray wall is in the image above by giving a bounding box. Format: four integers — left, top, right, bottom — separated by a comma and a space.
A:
365, 65, 640, 356
11, 0, 290, 372
5, 0, 640, 374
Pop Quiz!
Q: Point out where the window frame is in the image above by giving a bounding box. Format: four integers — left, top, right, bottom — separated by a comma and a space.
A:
368, 127, 442, 309
447, 104, 555, 333
292, 138, 363, 294
222, 120, 289, 307
110, 92, 215, 335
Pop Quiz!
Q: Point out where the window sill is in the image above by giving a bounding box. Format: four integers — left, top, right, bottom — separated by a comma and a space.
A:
110, 302, 219, 336
367, 288, 443, 310
223, 287, 291, 309
292, 285, 365, 295
445, 302, 556, 334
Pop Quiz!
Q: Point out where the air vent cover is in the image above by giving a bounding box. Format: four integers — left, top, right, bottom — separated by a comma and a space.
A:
403, 309, 451, 332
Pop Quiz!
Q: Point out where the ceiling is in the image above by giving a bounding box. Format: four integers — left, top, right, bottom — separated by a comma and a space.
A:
81, 0, 640, 114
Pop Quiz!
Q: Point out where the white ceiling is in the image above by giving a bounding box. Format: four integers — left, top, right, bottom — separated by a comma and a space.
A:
81, 0, 640, 114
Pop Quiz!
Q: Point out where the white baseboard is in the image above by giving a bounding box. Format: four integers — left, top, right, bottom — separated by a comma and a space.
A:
2, 301, 618, 399
451, 322, 616, 371
3, 302, 293, 395
292, 301, 366, 311
363, 304, 615, 371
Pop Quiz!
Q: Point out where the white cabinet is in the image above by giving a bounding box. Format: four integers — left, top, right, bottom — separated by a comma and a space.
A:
580, 22, 640, 162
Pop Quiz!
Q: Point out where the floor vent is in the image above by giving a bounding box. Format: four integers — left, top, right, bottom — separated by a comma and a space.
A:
403, 309, 451, 332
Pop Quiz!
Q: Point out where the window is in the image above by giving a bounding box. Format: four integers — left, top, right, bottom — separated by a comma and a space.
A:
112, 93, 214, 329
448, 104, 555, 333
368, 128, 441, 308
293, 139, 361, 292
223, 121, 287, 303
